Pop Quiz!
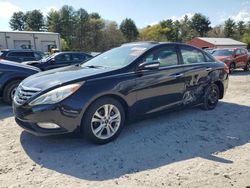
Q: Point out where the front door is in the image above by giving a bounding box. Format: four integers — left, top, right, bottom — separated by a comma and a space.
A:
134, 45, 185, 115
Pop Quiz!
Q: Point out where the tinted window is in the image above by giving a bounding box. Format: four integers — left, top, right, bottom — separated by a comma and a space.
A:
180, 46, 205, 64
204, 53, 215, 62
72, 54, 86, 61
34, 52, 42, 60
143, 46, 178, 67
8, 51, 33, 57
55, 54, 71, 62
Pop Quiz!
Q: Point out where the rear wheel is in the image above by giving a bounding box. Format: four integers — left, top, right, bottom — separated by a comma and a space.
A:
82, 97, 125, 144
202, 83, 220, 110
3, 80, 21, 105
243, 62, 250, 71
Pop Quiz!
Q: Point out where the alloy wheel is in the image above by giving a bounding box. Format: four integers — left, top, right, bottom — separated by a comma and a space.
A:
91, 104, 121, 139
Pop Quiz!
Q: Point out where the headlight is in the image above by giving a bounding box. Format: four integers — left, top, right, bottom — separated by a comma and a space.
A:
29, 82, 83, 106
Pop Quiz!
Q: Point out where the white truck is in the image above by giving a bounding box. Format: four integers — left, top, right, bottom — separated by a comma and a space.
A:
0, 31, 60, 52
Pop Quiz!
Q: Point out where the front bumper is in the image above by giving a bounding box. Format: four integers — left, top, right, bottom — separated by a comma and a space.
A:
13, 101, 83, 136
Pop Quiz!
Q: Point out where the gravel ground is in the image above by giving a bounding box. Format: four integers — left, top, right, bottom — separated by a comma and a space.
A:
0, 70, 250, 188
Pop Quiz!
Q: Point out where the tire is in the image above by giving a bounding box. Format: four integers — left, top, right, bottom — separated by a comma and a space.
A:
229, 63, 235, 74
202, 83, 220, 110
82, 97, 125, 144
243, 62, 250, 71
3, 80, 21, 105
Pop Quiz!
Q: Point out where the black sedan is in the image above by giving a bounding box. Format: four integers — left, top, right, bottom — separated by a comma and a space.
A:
0, 60, 40, 104
22, 52, 92, 71
13, 42, 229, 144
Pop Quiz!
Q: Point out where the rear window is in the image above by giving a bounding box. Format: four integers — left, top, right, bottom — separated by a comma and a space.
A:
0, 51, 3, 56
8, 51, 34, 57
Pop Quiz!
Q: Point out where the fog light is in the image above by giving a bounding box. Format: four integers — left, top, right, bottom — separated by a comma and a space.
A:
37, 122, 60, 129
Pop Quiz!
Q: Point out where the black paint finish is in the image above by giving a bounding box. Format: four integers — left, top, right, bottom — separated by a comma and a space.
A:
13, 42, 229, 136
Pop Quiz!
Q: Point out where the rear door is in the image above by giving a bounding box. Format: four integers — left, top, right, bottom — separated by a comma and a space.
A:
134, 44, 185, 115
178, 45, 214, 105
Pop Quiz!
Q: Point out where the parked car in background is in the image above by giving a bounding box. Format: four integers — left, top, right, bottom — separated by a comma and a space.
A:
212, 48, 250, 73
13, 42, 229, 144
0, 50, 46, 63
203, 48, 215, 54
22, 52, 93, 71
0, 60, 40, 104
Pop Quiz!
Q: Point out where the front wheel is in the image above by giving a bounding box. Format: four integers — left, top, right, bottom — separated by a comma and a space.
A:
82, 97, 125, 144
3, 80, 21, 105
202, 84, 220, 110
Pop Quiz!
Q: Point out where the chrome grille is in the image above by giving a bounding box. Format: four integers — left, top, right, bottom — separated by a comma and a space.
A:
14, 84, 41, 105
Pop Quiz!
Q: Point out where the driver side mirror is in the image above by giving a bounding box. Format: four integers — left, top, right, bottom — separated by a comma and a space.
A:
138, 61, 160, 71
50, 58, 55, 63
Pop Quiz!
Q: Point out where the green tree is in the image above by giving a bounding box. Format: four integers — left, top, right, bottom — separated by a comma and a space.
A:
89, 12, 101, 19
236, 21, 246, 40
139, 24, 169, 41
207, 25, 225, 37
9, 11, 26, 31
99, 21, 125, 51
224, 18, 236, 38
75, 8, 90, 50
47, 10, 61, 33
25, 10, 44, 31
59, 5, 76, 44
190, 13, 211, 37
120, 18, 139, 42
179, 15, 192, 42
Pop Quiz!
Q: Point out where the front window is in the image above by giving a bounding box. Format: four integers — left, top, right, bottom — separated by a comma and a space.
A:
213, 49, 233, 56
83, 45, 149, 68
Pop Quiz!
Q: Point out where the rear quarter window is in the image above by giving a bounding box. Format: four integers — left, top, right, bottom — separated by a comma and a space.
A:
180, 46, 206, 64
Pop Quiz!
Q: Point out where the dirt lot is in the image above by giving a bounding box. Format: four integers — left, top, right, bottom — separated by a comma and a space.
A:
0, 71, 250, 188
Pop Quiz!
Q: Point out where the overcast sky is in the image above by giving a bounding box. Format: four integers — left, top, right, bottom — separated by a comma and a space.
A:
0, 0, 250, 30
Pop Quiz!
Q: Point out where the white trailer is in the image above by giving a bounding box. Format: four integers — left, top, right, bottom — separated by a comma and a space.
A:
0, 31, 60, 52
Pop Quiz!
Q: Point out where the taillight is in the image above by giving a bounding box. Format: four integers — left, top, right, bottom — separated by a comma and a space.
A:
224, 64, 229, 74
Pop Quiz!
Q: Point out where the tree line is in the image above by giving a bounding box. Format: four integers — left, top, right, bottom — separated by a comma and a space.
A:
9, 5, 250, 52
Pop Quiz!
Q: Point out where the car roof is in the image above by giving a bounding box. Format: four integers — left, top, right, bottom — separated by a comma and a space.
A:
1, 49, 42, 52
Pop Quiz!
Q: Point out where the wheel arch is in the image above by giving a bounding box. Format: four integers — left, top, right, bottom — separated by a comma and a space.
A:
214, 80, 224, 99
80, 93, 130, 128
0, 77, 24, 97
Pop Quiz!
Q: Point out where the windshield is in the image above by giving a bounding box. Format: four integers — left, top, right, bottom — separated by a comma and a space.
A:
83, 45, 149, 68
213, 49, 233, 56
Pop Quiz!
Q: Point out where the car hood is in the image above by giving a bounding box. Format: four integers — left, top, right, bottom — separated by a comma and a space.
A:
0, 60, 41, 72
21, 65, 115, 90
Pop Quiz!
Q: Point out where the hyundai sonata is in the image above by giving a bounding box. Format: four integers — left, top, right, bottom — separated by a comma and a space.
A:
13, 42, 229, 144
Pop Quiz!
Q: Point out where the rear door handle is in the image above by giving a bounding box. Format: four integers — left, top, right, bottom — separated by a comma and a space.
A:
206, 67, 212, 71
172, 73, 184, 78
